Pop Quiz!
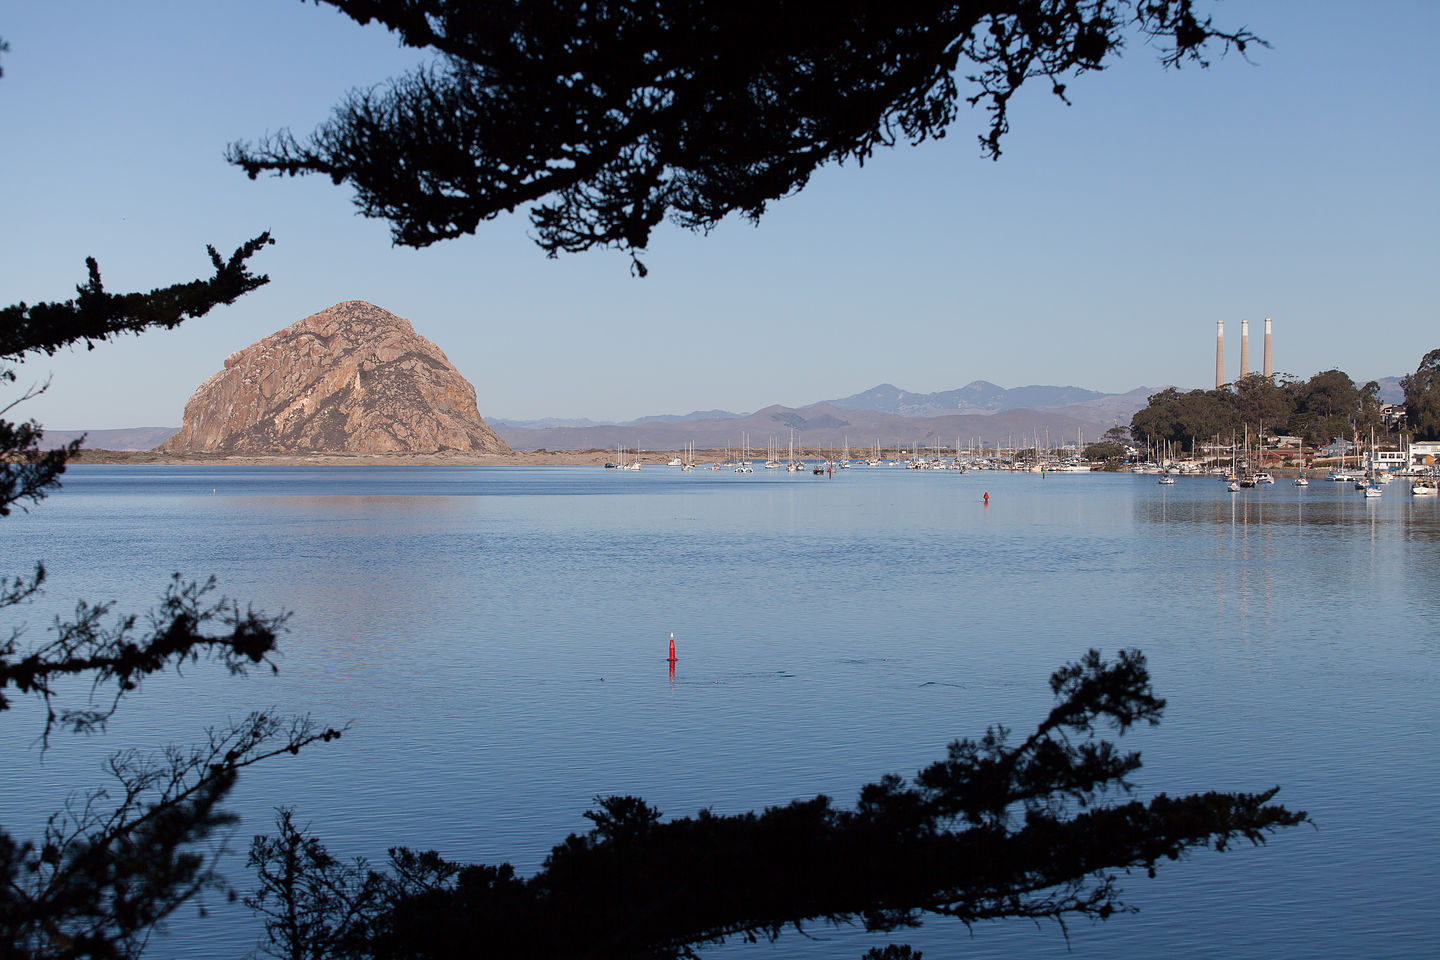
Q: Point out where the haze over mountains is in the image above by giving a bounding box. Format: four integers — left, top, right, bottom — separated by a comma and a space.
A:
488, 382, 1164, 452
490, 381, 1154, 429
46, 377, 1408, 453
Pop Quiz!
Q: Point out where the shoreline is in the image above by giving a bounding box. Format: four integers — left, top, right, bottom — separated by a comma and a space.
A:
70, 449, 639, 467
63, 450, 1342, 476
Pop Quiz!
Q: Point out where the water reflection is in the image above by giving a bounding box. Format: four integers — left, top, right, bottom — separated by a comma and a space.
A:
10, 466, 1439, 960
1134, 481, 1440, 531
1127, 478, 1440, 649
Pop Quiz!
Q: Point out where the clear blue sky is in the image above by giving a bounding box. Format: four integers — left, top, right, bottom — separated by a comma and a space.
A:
3, 1, 1436, 428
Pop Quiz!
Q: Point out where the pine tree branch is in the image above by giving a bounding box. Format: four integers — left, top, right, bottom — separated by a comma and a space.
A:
0, 575, 289, 748
231, 3, 1263, 267
0, 233, 273, 361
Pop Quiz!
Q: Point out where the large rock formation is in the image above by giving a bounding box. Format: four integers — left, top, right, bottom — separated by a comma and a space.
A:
161, 301, 510, 454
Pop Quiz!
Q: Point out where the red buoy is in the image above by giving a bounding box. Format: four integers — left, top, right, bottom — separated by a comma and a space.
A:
668, 632, 677, 661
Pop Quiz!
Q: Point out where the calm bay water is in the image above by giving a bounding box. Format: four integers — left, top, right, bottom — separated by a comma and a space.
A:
4, 465, 1437, 958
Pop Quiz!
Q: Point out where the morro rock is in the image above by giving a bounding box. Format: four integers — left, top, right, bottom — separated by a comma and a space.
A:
161, 301, 510, 455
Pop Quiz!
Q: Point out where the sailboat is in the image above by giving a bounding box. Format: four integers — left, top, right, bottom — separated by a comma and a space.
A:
734, 433, 754, 473
1362, 428, 1382, 496
1411, 468, 1438, 496
612, 445, 641, 470
1293, 440, 1309, 486
1331, 440, 1359, 482
1158, 438, 1176, 483
1238, 426, 1258, 487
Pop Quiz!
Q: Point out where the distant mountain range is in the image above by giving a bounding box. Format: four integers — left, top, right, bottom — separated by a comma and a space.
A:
44, 377, 1411, 452
490, 382, 1168, 452
39, 427, 184, 451
490, 408, 739, 430
828, 381, 1114, 416
493, 403, 1115, 453
490, 381, 1156, 430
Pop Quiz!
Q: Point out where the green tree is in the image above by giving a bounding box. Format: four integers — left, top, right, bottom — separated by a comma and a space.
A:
1287, 369, 1358, 445
1129, 387, 1235, 448
1295, 369, 1358, 422
1101, 425, 1131, 446
1356, 380, 1385, 438
230, 1, 1261, 272
1231, 373, 1297, 437
246, 651, 1305, 960
1083, 440, 1127, 465
1129, 388, 1183, 445
1400, 348, 1440, 440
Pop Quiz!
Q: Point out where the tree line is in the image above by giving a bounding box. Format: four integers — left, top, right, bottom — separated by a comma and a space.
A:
1129, 350, 1440, 451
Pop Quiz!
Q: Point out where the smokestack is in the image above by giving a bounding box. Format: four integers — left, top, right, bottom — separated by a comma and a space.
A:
1240, 319, 1250, 379
1216, 320, 1225, 389
1263, 317, 1273, 378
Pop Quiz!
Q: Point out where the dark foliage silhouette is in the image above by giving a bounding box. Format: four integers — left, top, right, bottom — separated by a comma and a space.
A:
230, 1, 1261, 272
0, 233, 273, 360
0, 214, 335, 956
247, 650, 1305, 960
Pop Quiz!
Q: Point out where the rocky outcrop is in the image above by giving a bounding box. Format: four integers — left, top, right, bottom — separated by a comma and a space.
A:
161, 301, 510, 455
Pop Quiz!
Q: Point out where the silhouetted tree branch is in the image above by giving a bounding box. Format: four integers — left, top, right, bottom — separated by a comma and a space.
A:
0, 66, 308, 949
0, 572, 290, 747
0, 233, 274, 360
229, 1, 1261, 272
1, 234, 274, 527
0, 519, 342, 958
1, 714, 342, 959
247, 650, 1306, 960
0, 373, 80, 517
244, 808, 398, 960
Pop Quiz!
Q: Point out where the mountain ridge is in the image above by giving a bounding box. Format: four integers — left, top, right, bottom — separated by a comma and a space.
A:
43, 376, 1409, 452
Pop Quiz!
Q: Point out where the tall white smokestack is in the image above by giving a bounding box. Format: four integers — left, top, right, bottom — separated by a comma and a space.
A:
1263, 317, 1273, 378
1216, 320, 1225, 389
1240, 319, 1250, 380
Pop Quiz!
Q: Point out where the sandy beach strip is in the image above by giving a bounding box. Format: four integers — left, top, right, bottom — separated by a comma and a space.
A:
66, 448, 727, 467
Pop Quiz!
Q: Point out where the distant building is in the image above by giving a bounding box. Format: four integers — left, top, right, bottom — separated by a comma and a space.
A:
1318, 439, 1357, 458
1382, 404, 1407, 427
1411, 441, 1440, 466
1366, 450, 1408, 472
